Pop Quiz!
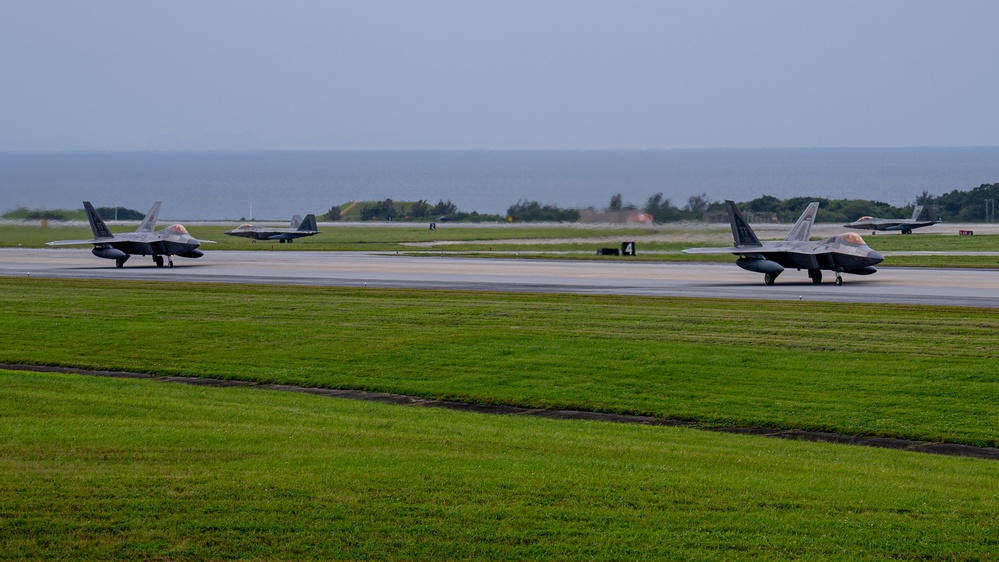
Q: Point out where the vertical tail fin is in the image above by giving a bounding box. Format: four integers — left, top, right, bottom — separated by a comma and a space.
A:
298, 214, 318, 231
290, 215, 303, 229
136, 201, 162, 233
911, 205, 924, 221
726, 200, 762, 247
783, 202, 819, 242
83, 201, 114, 239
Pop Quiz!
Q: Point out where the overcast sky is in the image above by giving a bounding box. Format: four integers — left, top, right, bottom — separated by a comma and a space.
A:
2, 0, 997, 150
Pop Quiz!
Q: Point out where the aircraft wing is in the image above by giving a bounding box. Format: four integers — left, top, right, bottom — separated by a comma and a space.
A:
46, 239, 106, 246
682, 247, 744, 254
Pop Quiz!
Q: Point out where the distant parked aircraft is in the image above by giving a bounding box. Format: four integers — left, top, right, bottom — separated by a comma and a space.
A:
843, 205, 939, 234
224, 214, 320, 243
684, 201, 884, 285
47, 201, 211, 268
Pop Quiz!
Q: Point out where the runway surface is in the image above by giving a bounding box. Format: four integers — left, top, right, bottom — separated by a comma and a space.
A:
3, 248, 998, 307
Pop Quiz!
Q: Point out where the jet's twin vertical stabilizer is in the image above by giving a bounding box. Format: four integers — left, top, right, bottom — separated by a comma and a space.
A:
136, 201, 162, 233
727, 200, 762, 247
83, 201, 114, 239
298, 214, 318, 232
784, 202, 819, 242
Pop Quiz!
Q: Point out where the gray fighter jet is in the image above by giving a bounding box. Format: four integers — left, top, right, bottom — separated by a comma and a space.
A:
224, 214, 320, 243
47, 201, 211, 268
684, 200, 884, 285
843, 205, 939, 234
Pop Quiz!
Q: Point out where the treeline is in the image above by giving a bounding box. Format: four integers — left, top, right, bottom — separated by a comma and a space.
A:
326, 199, 504, 222
594, 183, 999, 223
917, 183, 999, 221
1, 206, 144, 221
324, 184, 999, 224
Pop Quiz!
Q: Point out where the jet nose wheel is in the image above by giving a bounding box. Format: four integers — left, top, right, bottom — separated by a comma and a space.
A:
835, 274, 843, 286
764, 273, 776, 285
168, 259, 174, 268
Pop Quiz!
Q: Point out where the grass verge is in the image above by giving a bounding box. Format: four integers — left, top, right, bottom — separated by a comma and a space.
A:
2, 278, 997, 447
2, 369, 998, 560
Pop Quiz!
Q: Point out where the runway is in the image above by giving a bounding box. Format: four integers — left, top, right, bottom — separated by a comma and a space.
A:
3, 248, 998, 307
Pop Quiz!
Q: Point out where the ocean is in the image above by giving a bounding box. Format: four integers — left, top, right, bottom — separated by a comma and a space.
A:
2, 148, 999, 221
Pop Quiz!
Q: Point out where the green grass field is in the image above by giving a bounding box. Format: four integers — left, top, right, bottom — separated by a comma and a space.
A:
3, 273, 999, 559
2, 369, 998, 560
3, 278, 998, 447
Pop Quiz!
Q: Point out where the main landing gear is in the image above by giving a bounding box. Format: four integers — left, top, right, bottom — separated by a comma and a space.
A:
765, 270, 845, 285
153, 256, 174, 268
115, 257, 128, 268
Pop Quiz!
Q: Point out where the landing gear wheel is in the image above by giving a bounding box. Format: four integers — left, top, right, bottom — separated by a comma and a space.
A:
168, 259, 174, 269
115, 257, 126, 268
835, 275, 843, 286
154, 256, 164, 268
809, 270, 822, 284
764, 273, 776, 285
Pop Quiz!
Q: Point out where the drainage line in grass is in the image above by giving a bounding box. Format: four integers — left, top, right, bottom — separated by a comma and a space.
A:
6, 363, 999, 462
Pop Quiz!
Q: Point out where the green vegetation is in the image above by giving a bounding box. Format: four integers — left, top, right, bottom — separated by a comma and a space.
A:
507, 200, 580, 222
333, 199, 504, 222
2, 278, 998, 448
2, 206, 143, 221
3, 369, 997, 560
924, 182, 999, 221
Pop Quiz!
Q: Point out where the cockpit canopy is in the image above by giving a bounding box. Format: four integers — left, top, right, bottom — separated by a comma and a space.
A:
236, 224, 254, 229
164, 224, 189, 236
827, 232, 868, 246
856, 216, 873, 221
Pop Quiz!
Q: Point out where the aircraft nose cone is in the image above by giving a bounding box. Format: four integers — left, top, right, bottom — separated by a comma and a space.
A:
868, 249, 884, 264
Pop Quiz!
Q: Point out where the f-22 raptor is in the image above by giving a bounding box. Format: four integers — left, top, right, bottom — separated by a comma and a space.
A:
843, 205, 939, 235
684, 200, 884, 285
47, 201, 211, 268
224, 214, 320, 243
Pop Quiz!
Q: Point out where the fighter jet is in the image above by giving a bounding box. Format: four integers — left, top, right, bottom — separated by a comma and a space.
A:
224, 214, 320, 243
47, 201, 211, 268
684, 201, 884, 285
843, 205, 939, 234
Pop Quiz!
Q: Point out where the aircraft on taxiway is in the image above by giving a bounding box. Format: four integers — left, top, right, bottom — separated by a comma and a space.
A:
684, 200, 884, 286
843, 205, 939, 235
224, 214, 320, 243
47, 201, 213, 268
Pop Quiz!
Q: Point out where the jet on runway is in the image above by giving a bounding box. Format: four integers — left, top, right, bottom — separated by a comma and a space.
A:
224, 214, 320, 243
47, 201, 212, 268
684, 201, 884, 285
843, 205, 939, 234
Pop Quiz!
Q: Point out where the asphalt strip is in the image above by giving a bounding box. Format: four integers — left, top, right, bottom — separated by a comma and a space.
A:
6, 363, 999, 462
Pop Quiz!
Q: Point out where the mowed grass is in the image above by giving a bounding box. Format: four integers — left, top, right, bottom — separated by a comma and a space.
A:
2, 369, 998, 560
2, 278, 998, 447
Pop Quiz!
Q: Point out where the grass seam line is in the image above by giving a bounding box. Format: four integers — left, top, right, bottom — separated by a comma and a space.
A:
5, 362, 999, 462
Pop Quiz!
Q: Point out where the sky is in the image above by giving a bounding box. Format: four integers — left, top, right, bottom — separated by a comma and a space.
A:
2, 0, 998, 151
